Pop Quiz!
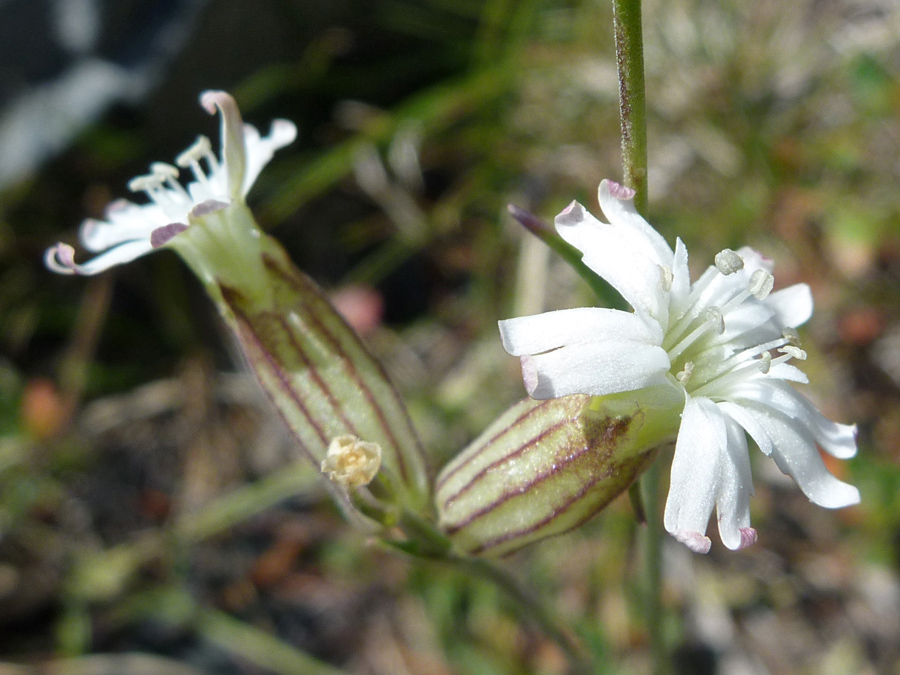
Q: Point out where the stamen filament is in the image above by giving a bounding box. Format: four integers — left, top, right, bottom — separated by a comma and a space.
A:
667, 308, 722, 362
665, 266, 723, 348
720, 288, 751, 315
690, 357, 770, 398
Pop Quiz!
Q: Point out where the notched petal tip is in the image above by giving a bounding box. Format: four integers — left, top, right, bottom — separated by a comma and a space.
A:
674, 530, 712, 554
150, 223, 189, 248
737, 527, 758, 550
45, 243, 78, 274
555, 200, 586, 226
603, 179, 636, 201
520, 356, 540, 397
199, 90, 236, 116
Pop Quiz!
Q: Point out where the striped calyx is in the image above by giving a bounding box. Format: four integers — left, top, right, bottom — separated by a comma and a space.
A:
184, 203, 431, 513
435, 393, 674, 557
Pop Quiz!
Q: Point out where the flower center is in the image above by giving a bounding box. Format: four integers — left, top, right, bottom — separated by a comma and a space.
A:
662, 249, 802, 396
127, 162, 192, 221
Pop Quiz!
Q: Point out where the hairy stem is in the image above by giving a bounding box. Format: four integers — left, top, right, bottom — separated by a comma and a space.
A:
613, 0, 648, 213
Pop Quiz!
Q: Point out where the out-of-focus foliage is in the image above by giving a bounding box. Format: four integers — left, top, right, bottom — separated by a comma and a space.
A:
1, 0, 899, 673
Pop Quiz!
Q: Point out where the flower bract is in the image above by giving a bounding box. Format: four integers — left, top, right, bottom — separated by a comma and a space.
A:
500, 180, 859, 553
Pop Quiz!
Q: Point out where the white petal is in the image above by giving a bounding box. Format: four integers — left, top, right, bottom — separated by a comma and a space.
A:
738, 403, 859, 508
498, 307, 663, 357
186, 177, 224, 205
46, 239, 155, 275
766, 284, 813, 327
730, 380, 857, 459
555, 201, 669, 323
80, 201, 167, 252
767, 362, 809, 383
715, 413, 755, 550
736, 247, 774, 274
242, 119, 298, 194
201, 90, 247, 201
719, 302, 779, 345
718, 400, 775, 456
688, 265, 749, 321
520, 339, 670, 399
664, 396, 725, 552
669, 237, 691, 317
597, 179, 675, 267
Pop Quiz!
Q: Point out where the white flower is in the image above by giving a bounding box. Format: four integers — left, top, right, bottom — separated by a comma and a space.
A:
500, 179, 859, 553
45, 91, 297, 275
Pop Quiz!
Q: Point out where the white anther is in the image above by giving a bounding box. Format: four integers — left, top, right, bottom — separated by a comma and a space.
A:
676, 361, 694, 384
706, 306, 725, 335
782, 327, 800, 346
757, 351, 772, 374
176, 135, 213, 167
715, 249, 744, 275
127, 172, 165, 193
151, 162, 180, 179
779, 345, 807, 361
658, 265, 673, 292
749, 269, 774, 300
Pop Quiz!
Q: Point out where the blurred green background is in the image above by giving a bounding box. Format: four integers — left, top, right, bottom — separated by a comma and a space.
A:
1, 0, 899, 673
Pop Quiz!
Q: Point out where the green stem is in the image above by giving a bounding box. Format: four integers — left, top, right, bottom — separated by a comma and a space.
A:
641, 460, 670, 675
612, 1, 668, 670
395, 511, 591, 672
612, 0, 648, 213
450, 555, 591, 673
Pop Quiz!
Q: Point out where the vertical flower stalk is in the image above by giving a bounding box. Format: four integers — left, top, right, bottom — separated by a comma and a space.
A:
611, 1, 663, 669
46, 91, 431, 513
613, 0, 648, 214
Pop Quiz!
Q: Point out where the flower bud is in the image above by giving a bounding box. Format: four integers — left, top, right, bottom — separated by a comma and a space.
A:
435, 391, 681, 556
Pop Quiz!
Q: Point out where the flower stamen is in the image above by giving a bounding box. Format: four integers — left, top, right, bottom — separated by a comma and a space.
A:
667, 306, 723, 362
176, 135, 218, 187
757, 351, 772, 374
763, 345, 806, 371
127, 172, 166, 195
782, 327, 801, 346
675, 361, 694, 384
150, 162, 190, 200
666, 267, 725, 347
659, 264, 674, 292
714, 249, 744, 275
749, 269, 774, 300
